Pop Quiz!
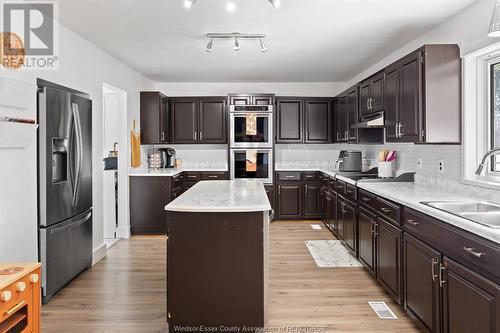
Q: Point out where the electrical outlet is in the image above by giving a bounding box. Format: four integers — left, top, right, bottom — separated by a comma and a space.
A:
417, 159, 423, 169
438, 160, 445, 173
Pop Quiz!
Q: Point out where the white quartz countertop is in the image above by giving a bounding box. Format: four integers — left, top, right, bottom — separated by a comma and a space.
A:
357, 182, 500, 244
165, 180, 272, 213
129, 166, 227, 177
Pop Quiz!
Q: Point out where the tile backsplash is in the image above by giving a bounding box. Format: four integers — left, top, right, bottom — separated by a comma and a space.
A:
141, 144, 228, 168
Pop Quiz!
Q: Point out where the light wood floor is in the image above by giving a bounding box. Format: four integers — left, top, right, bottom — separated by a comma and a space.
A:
41, 221, 421, 332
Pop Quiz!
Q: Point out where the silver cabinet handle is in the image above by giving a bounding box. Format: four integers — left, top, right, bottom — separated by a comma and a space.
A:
207, 175, 218, 178
439, 263, 446, 287
194, 132, 197, 141
362, 197, 371, 202
200, 131, 203, 141
431, 258, 438, 282
380, 207, 391, 213
399, 123, 404, 137
407, 219, 419, 226
285, 175, 296, 178
366, 99, 369, 111
395, 123, 399, 137
463, 246, 485, 258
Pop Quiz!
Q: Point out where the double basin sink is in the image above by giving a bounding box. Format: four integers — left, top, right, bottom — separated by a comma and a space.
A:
421, 201, 500, 228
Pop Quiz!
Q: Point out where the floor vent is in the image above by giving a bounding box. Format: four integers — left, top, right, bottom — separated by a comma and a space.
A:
368, 302, 398, 319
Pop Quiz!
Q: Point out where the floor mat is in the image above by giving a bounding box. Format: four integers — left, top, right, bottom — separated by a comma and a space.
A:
305, 240, 362, 268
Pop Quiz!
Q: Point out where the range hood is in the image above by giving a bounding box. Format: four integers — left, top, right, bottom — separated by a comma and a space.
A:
351, 111, 385, 129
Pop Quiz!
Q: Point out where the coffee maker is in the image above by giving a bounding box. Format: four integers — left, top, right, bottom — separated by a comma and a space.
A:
159, 148, 176, 168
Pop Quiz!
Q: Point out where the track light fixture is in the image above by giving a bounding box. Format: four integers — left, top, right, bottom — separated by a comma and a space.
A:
205, 38, 213, 52
205, 33, 268, 52
184, 0, 280, 10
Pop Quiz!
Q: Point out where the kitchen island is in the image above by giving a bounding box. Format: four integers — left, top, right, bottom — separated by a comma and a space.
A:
164, 180, 272, 333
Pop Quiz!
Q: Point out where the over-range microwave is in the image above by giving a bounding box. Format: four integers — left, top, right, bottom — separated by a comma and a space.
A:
229, 105, 273, 148
230, 148, 273, 184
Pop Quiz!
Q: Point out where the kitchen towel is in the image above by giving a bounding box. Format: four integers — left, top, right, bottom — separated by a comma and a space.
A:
131, 119, 141, 168
246, 113, 257, 136
246, 150, 257, 172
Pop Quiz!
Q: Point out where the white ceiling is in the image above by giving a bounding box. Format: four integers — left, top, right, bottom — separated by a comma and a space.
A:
57, 0, 478, 82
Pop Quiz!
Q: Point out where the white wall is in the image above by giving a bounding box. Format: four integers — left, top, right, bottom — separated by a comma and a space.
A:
0, 22, 154, 263
155, 82, 347, 97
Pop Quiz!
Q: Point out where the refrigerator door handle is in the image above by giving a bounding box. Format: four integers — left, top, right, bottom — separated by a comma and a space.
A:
50, 211, 92, 235
71, 103, 83, 207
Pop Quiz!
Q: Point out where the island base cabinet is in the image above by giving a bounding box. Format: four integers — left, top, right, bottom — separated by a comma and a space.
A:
403, 234, 441, 333
442, 257, 500, 333
166, 211, 266, 332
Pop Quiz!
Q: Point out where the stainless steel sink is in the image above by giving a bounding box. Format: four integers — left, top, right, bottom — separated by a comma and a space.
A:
421, 201, 500, 229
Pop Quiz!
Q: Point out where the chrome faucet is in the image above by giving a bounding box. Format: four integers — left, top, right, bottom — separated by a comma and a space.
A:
475, 148, 500, 175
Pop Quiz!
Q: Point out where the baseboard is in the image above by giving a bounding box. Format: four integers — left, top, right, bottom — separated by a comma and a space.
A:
92, 243, 107, 265
116, 226, 131, 239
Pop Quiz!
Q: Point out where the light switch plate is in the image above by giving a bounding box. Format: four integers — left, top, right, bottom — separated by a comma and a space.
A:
438, 160, 445, 173
417, 159, 423, 169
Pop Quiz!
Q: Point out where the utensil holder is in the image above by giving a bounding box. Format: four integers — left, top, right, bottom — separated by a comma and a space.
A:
378, 161, 395, 178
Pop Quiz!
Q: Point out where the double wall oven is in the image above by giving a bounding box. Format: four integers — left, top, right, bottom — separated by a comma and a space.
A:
229, 104, 274, 183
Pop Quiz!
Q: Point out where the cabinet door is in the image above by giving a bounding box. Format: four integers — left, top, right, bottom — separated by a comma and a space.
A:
229, 95, 251, 105
304, 99, 331, 143
304, 183, 320, 218
442, 257, 500, 333
371, 72, 385, 112
377, 218, 402, 304
346, 88, 358, 142
399, 51, 422, 142
276, 98, 303, 143
140, 92, 164, 144
403, 233, 441, 333
252, 96, 274, 105
359, 81, 371, 116
277, 184, 302, 219
130, 176, 170, 234
336, 198, 345, 240
385, 65, 400, 143
343, 200, 357, 254
338, 96, 348, 142
198, 97, 227, 144
332, 98, 341, 143
358, 207, 376, 275
327, 191, 337, 233
160, 97, 169, 143
170, 98, 198, 143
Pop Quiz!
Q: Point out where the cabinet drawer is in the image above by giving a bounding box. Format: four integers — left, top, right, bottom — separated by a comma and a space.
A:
404, 208, 500, 278
277, 172, 302, 181
358, 189, 376, 210
375, 197, 401, 225
346, 184, 357, 201
303, 172, 318, 181
336, 180, 346, 195
184, 172, 201, 182
201, 171, 228, 180
171, 173, 184, 186
328, 177, 336, 189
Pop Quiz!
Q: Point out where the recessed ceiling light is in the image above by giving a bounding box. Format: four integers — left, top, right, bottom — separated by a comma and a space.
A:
259, 38, 268, 52
268, 0, 281, 8
233, 37, 240, 51
183, 0, 196, 9
205, 38, 213, 52
226, 0, 236, 12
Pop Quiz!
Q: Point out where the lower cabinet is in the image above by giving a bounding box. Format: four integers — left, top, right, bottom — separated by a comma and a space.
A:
130, 176, 170, 234
358, 207, 376, 275
277, 184, 303, 219
377, 218, 402, 304
325, 190, 337, 232
337, 196, 356, 254
304, 182, 320, 218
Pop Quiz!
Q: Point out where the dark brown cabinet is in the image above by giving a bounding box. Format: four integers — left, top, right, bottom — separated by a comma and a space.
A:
264, 184, 275, 219
304, 99, 332, 143
335, 86, 357, 143
384, 45, 460, 143
277, 184, 302, 219
276, 98, 303, 143
359, 72, 385, 116
337, 196, 356, 254
170, 97, 227, 144
304, 182, 320, 218
377, 218, 402, 304
140, 91, 169, 144
130, 176, 170, 234
403, 233, 441, 333
346, 88, 358, 142
358, 207, 376, 275
229, 95, 274, 106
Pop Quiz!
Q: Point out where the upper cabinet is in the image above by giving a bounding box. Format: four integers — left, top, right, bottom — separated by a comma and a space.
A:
383, 44, 460, 143
170, 97, 227, 144
140, 91, 169, 144
276, 97, 332, 144
228, 94, 274, 106
359, 72, 385, 116
334, 86, 357, 143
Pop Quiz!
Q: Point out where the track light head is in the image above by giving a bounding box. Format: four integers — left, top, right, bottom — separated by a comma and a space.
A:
205, 38, 213, 52
268, 0, 281, 8
259, 38, 268, 52
233, 37, 240, 51
183, 0, 196, 9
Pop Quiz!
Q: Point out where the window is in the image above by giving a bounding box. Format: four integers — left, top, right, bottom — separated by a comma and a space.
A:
492, 62, 500, 172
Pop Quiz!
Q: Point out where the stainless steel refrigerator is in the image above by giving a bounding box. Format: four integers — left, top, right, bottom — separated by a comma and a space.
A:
37, 79, 93, 304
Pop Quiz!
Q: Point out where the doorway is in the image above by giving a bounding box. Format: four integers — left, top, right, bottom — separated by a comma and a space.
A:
102, 83, 127, 249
